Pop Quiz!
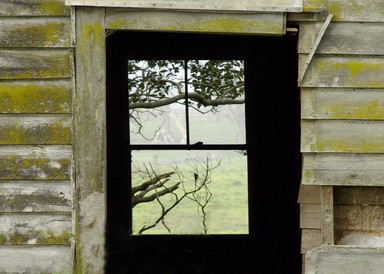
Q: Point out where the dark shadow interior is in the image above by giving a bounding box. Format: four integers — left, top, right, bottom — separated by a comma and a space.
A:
106, 31, 302, 274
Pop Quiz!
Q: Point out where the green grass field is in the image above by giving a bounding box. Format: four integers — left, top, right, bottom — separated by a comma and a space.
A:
132, 150, 249, 235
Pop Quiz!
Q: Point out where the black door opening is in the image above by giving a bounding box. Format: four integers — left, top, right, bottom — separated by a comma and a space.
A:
106, 31, 302, 274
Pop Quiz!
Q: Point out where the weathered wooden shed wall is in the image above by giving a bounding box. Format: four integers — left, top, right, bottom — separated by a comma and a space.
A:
0, 0, 74, 273
296, 0, 384, 272
1, 0, 384, 273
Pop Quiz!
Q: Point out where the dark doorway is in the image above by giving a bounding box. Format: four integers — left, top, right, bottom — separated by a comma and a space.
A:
106, 31, 301, 273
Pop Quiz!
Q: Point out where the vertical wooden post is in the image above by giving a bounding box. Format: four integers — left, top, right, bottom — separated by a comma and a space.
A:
75, 7, 106, 273
320, 186, 334, 245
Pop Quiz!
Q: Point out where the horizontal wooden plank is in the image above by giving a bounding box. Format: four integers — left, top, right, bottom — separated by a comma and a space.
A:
0, 182, 71, 213
0, 0, 70, 16
105, 9, 285, 35
334, 186, 384, 206
0, 115, 72, 145
301, 229, 321, 254
300, 203, 320, 229
0, 146, 71, 180
0, 246, 72, 273
0, 213, 71, 245
0, 49, 72, 80
0, 80, 72, 114
0, 17, 71, 48
301, 120, 384, 153
300, 55, 384, 88
303, 0, 384, 22
302, 153, 384, 186
298, 184, 321, 203
301, 88, 384, 120
299, 22, 384, 55
335, 205, 384, 231
69, 0, 303, 12
336, 230, 384, 246
306, 246, 384, 274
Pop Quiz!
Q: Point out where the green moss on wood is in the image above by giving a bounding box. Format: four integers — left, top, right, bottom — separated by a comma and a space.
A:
0, 81, 71, 113
0, 50, 72, 80
5, 230, 71, 245
0, 19, 71, 47
0, 156, 71, 180
0, 118, 72, 145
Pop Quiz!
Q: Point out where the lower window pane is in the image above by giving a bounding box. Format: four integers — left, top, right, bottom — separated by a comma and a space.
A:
131, 150, 248, 235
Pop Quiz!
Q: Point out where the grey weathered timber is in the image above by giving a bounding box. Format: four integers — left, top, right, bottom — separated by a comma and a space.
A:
0, 213, 71, 245
0, 80, 72, 114
300, 203, 321, 229
0, 49, 72, 80
320, 186, 334, 245
306, 246, 384, 274
0, 0, 70, 16
303, 0, 384, 22
0, 17, 71, 48
74, 7, 106, 273
301, 120, 384, 153
0, 246, 72, 273
299, 22, 384, 55
302, 153, 384, 186
298, 13, 332, 86
0, 181, 71, 212
106, 9, 286, 35
0, 145, 71, 180
67, 0, 303, 12
301, 88, 384, 120
301, 229, 321, 254
299, 55, 384, 88
0, 115, 71, 145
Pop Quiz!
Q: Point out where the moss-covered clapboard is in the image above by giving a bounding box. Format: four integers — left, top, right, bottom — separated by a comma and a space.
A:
0, 80, 72, 114
0, 182, 71, 212
0, 50, 72, 79
304, 0, 384, 22
0, 115, 71, 145
0, 146, 71, 180
0, 0, 70, 16
0, 18, 71, 47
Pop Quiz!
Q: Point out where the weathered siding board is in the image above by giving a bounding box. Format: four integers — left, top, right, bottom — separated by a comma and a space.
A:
0, 80, 72, 114
0, 115, 71, 145
300, 203, 321, 229
299, 22, 384, 55
301, 88, 384, 120
335, 205, 384, 231
105, 9, 286, 35
0, 0, 70, 16
0, 49, 72, 79
303, 0, 384, 22
0, 182, 71, 212
0, 246, 72, 273
0, 17, 71, 48
301, 120, 384, 153
302, 153, 384, 186
300, 55, 384, 88
301, 229, 322, 254
306, 246, 384, 274
0, 213, 71, 245
0, 146, 71, 180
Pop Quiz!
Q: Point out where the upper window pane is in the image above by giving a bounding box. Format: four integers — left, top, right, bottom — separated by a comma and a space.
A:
128, 60, 246, 144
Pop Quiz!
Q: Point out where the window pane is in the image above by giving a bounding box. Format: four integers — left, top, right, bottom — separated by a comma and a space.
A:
131, 150, 248, 235
188, 60, 245, 144
128, 60, 187, 144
